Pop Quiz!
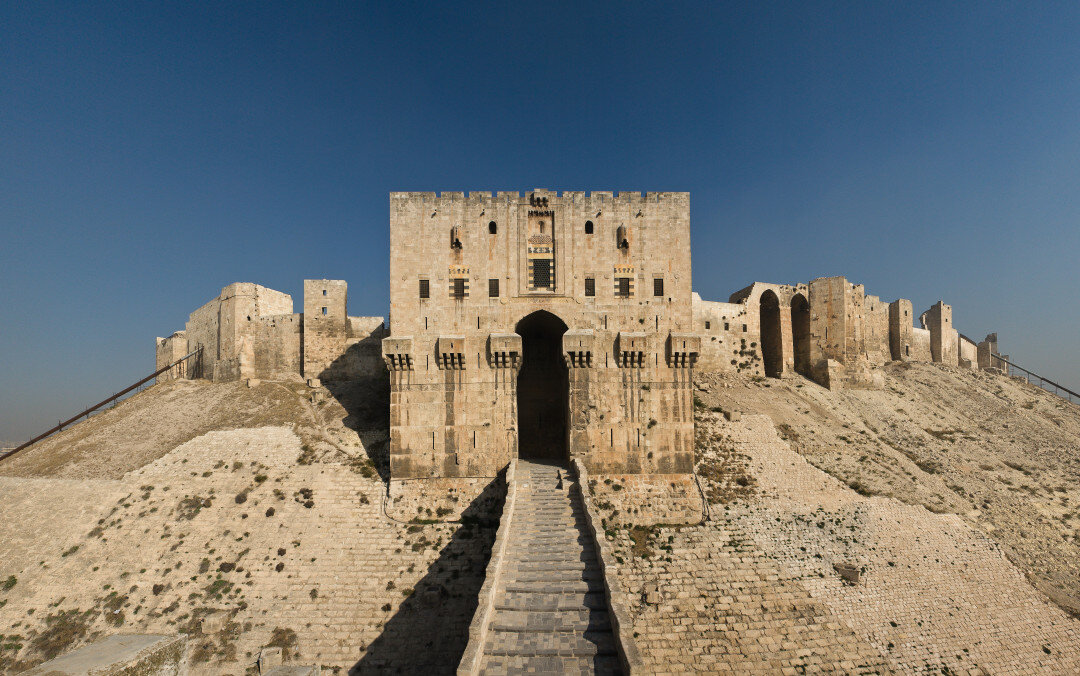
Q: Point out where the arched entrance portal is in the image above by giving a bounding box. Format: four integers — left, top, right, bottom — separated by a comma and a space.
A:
760, 290, 783, 378
515, 311, 569, 462
791, 293, 811, 376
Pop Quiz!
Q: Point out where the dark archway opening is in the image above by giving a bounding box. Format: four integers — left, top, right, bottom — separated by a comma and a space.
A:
760, 290, 783, 378
515, 311, 569, 463
791, 293, 811, 377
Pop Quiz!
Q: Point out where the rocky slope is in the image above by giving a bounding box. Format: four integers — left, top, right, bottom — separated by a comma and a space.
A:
0, 376, 500, 675
693, 362, 1080, 618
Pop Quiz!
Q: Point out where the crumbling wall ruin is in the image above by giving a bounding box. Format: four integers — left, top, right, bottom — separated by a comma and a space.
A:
156, 280, 384, 385
694, 276, 1000, 391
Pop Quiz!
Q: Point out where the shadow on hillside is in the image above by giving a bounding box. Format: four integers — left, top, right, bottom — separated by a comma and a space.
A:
350, 472, 506, 675
321, 374, 391, 480
318, 332, 391, 479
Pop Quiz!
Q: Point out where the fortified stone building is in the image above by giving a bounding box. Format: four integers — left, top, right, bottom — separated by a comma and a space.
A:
156, 190, 1007, 489
382, 189, 699, 480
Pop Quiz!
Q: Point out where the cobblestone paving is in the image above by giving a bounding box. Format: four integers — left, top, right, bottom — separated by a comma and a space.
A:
479, 460, 622, 675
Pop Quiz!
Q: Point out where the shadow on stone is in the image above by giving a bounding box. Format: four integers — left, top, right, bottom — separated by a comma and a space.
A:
350, 471, 506, 674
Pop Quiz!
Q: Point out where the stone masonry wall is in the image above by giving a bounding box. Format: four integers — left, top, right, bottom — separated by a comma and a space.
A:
155, 332, 188, 382
385, 190, 697, 479
160, 280, 383, 385
692, 293, 762, 375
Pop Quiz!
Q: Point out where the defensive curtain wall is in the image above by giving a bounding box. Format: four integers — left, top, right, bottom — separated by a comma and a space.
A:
157, 191, 1005, 510
155, 280, 386, 386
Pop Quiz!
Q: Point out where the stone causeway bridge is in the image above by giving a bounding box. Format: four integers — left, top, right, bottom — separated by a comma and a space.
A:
458, 459, 642, 675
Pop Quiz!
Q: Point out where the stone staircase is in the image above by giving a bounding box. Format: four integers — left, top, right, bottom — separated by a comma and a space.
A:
477, 459, 622, 675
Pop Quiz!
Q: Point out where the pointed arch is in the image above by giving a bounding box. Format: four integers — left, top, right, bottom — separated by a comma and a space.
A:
791, 293, 811, 376
759, 290, 783, 378
515, 311, 569, 462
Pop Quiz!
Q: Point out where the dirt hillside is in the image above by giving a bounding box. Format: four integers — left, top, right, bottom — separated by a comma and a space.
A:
694, 362, 1080, 618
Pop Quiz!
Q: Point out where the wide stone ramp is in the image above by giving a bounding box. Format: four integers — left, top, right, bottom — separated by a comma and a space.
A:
478, 459, 622, 675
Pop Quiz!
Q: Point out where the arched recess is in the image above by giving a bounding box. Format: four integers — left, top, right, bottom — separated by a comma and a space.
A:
759, 290, 783, 378
791, 293, 811, 376
515, 311, 569, 462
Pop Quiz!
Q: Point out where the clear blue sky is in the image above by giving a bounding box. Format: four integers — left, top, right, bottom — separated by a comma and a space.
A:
2, 2, 1079, 442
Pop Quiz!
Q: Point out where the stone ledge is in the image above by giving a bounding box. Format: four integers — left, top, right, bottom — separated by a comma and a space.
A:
457, 460, 515, 675
572, 458, 645, 675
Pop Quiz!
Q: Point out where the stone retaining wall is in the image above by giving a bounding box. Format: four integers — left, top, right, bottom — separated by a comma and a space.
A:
572, 459, 645, 675
457, 460, 515, 675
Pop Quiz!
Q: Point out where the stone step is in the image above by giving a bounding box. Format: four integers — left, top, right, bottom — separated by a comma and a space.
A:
513, 533, 592, 544
483, 628, 619, 657
501, 577, 605, 595
478, 654, 623, 676
504, 560, 598, 574
495, 590, 608, 612
507, 548, 600, 557
489, 607, 612, 632
503, 568, 604, 584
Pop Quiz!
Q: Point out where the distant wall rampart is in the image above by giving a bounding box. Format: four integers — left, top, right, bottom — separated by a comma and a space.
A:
158, 280, 384, 385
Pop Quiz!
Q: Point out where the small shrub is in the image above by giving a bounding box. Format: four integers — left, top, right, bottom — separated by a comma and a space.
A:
30, 609, 95, 660
266, 627, 298, 660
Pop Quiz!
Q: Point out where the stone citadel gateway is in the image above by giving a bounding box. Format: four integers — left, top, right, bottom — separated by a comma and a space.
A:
10, 189, 1079, 676
156, 189, 1008, 501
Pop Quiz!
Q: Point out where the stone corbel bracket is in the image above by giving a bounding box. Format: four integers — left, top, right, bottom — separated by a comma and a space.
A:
382, 336, 413, 371
666, 332, 701, 368
487, 333, 522, 369
616, 331, 648, 368
563, 329, 594, 368
437, 335, 467, 370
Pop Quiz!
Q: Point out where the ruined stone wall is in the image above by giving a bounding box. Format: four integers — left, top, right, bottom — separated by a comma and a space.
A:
888, 299, 914, 360
155, 332, 188, 382
958, 334, 978, 368
691, 294, 760, 375
862, 294, 890, 364
183, 283, 294, 382
697, 275, 995, 390
385, 190, 697, 479
249, 314, 302, 378
911, 327, 933, 361
161, 280, 385, 385
808, 276, 853, 368
298, 279, 386, 383
728, 282, 806, 377
921, 301, 959, 366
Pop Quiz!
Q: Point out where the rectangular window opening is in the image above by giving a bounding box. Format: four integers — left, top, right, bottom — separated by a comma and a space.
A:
419, 279, 430, 299
321, 307, 327, 316
653, 278, 664, 297
705, 321, 711, 330
452, 278, 466, 299
616, 277, 630, 297
584, 277, 595, 297
488, 278, 499, 297
532, 259, 552, 288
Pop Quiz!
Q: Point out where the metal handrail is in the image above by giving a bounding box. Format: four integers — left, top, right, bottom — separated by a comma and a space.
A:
992, 355, 1078, 404
0, 347, 202, 462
